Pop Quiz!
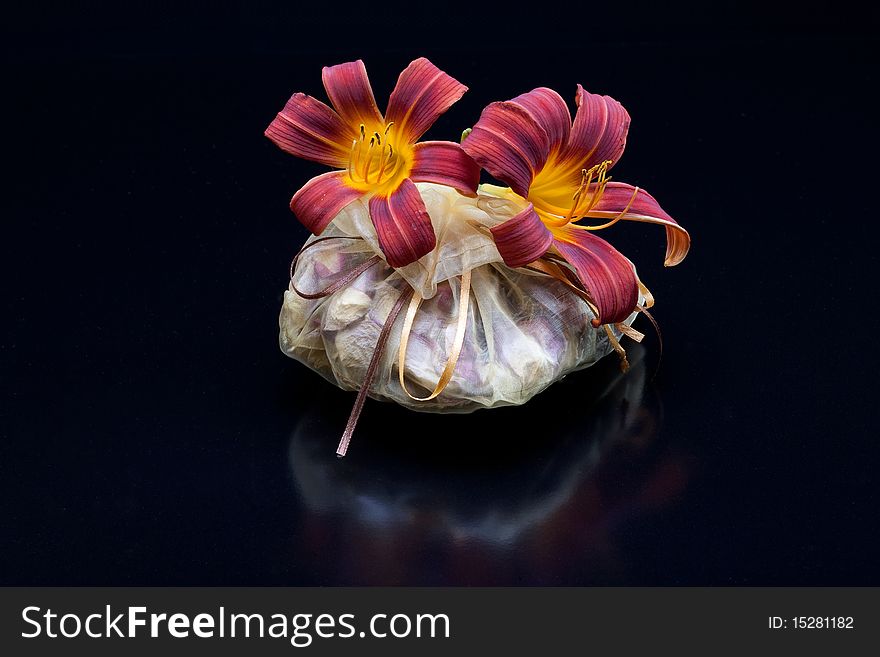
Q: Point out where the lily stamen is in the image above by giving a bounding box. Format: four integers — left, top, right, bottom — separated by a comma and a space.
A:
363, 137, 376, 182
582, 160, 612, 215
348, 139, 358, 180
555, 160, 613, 224
569, 184, 640, 232
565, 168, 591, 222
376, 143, 390, 182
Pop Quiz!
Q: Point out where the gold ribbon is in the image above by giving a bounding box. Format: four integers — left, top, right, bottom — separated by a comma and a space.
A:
397, 269, 472, 402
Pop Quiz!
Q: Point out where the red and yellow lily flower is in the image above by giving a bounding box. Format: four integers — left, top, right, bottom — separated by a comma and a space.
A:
462, 86, 690, 325
265, 58, 480, 268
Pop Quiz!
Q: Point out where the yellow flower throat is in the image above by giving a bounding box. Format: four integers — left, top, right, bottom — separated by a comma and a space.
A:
528, 159, 638, 234
345, 122, 412, 194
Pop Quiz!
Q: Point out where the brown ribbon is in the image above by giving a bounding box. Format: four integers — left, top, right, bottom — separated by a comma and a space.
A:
289, 236, 381, 299
335, 286, 413, 457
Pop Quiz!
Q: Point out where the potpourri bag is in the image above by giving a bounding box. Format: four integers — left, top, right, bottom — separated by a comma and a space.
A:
281, 183, 645, 413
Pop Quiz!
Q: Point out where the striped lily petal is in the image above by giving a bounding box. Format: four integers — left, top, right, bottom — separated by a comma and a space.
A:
369, 178, 436, 268
461, 101, 550, 197
559, 86, 630, 171
385, 58, 468, 143
553, 227, 639, 325
265, 93, 352, 167
321, 60, 384, 129
510, 87, 571, 151
290, 171, 364, 235
588, 182, 691, 266
410, 141, 480, 196
489, 204, 554, 268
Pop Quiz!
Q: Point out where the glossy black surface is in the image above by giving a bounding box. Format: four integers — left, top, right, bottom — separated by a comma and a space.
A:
3, 4, 877, 584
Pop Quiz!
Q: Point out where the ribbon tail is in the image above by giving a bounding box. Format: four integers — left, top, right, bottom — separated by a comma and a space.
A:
336, 286, 414, 457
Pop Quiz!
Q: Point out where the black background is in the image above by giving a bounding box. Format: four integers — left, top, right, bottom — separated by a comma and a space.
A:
2, 1, 878, 585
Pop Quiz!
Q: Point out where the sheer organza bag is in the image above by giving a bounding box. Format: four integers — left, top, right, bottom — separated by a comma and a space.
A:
281, 183, 645, 417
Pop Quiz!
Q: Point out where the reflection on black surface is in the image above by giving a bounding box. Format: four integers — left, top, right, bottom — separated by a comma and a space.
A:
288, 345, 692, 585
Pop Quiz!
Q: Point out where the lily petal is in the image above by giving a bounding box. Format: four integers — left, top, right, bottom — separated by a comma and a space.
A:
386, 57, 468, 143
322, 60, 384, 129
510, 87, 571, 151
489, 204, 554, 268
369, 178, 436, 268
559, 85, 630, 171
461, 101, 550, 198
553, 227, 639, 325
410, 141, 480, 196
265, 93, 352, 167
587, 182, 691, 266
290, 171, 364, 235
